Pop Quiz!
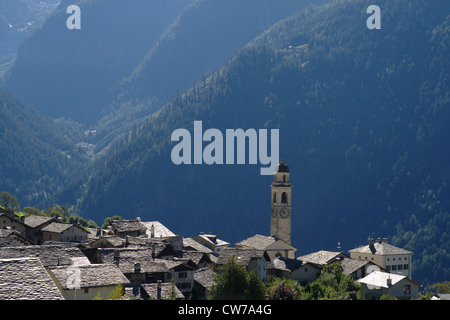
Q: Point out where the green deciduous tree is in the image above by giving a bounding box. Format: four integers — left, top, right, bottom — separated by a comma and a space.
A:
0, 191, 20, 212
210, 256, 265, 300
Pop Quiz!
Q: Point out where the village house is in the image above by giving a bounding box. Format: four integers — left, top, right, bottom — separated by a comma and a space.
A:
295, 249, 385, 282
235, 234, 297, 260
181, 250, 213, 269
23, 215, 55, 244
213, 248, 270, 281
140, 281, 185, 300
48, 263, 130, 300
358, 270, 421, 300
183, 237, 213, 254
0, 257, 65, 300
0, 212, 27, 236
90, 245, 197, 297
165, 259, 197, 297
41, 222, 89, 243
141, 220, 176, 238
193, 267, 216, 300
193, 233, 230, 253
349, 238, 414, 279
339, 256, 381, 280
106, 219, 147, 238
269, 256, 322, 285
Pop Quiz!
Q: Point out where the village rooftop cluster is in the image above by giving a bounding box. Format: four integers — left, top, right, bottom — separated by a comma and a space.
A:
0, 160, 423, 300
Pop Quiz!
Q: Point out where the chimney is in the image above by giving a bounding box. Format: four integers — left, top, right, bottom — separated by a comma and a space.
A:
151, 224, 155, 239
368, 238, 374, 246
152, 244, 156, 260
20, 215, 25, 223
382, 238, 388, 244
125, 235, 129, 247
134, 263, 141, 274
157, 280, 162, 300
377, 238, 381, 244
387, 276, 392, 287
114, 249, 120, 266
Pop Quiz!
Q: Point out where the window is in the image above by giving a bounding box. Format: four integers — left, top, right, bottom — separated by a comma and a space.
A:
281, 193, 288, 204
273, 193, 277, 203
178, 272, 187, 279
84, 288, 89, 294
386, 265, 391, 271
404, 264, 409, 270
403, 285, 411, 294
398, 264, 403, 270
180, 282, 191, 289
283, 175, 286, 183
392, 265, 397, 271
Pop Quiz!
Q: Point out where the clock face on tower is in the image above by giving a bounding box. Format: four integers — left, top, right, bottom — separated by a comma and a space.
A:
279, 206, 290, 219
272, 206, 290, 219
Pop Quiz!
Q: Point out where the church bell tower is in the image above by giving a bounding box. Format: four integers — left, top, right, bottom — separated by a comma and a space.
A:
270, 159, 292, 245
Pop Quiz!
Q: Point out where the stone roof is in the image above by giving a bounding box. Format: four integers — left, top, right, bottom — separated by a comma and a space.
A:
235, 234, 276, 250
41, 222, 86, 234
194, 267, 216, 289
297, 250, 347, 266
89, 236, 126, 248
24, 215, 54, 228
111, 220, 146, 233
0, 229, 34, 247
141, 221, 176, 238
195, 234, 230, 247
0, 257, 65, 300
349, 241, 413, 256
216, 248, 269, 266
181, 251, 210, 265
97, 248, 178, 273
183, 238, 213, 253
141, 282, 185, 300
49, 263, 130, 290
339, 258, 372, 275
0, 244, 89, 267
272, 256, 311, 271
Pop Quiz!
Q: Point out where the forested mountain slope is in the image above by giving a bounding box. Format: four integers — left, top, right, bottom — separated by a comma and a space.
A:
3, 0, 193, 124
0, 91, 86, 205
92, 0, 325, 153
